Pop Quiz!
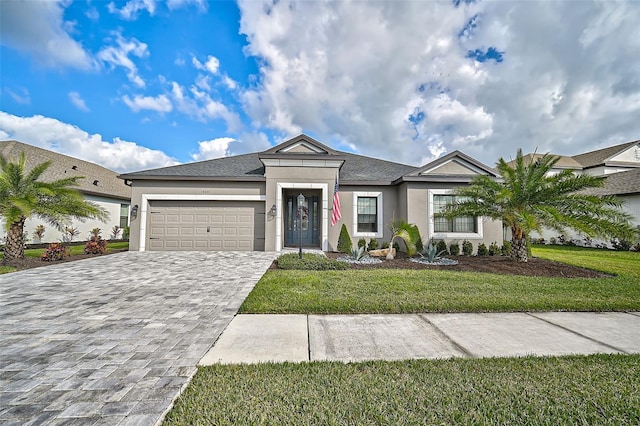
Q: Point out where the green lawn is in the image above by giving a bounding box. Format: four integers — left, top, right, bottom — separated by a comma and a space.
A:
165, 354, 640, 425
240, 246, 640, 314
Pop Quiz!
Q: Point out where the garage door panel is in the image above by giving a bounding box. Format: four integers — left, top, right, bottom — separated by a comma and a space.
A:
147, 200, 265, 251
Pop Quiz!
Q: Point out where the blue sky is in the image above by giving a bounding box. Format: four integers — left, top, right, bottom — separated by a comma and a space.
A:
1, 0, 639, 172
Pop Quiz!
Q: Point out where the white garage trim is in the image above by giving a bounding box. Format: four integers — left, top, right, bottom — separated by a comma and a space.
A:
275, 183, 329, 252
139, 194, 266, 251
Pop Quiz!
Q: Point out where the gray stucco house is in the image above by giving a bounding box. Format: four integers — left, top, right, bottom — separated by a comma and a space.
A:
119, 135, 504, 252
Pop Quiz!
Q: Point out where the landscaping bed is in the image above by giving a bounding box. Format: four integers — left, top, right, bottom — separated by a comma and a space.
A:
322, 251, 609, 278
0, 242, 129, 273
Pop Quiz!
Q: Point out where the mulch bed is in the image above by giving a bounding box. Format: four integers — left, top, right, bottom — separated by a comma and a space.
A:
2, 249, 128, 272
322, 252, 610, 278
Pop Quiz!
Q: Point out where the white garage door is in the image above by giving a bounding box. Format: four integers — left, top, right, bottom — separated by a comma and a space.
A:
147, 200, 265, 251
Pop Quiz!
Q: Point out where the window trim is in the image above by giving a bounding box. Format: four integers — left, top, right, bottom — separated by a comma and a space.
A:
353, 191, 383, 238
428, 189, 483, 239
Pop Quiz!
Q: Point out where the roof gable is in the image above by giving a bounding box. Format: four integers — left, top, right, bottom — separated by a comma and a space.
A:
572, 140, 640, 168
262, 134, 338, 156
409, 150, 499, 178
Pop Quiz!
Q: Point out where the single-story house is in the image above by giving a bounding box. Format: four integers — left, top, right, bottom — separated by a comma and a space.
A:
522, 140, 640, 245
119, 134, 504, 252
1, 140, 132, 243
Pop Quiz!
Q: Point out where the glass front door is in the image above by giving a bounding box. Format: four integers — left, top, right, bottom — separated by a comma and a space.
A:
285, 194, 319, 247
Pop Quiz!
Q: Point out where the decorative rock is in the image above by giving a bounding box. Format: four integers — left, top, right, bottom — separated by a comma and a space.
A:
410, 257, 459, 266
386, 252, 394, 260
369, 248, 396, 258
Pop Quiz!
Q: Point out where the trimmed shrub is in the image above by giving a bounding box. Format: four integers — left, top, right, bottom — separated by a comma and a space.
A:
276, 253, 349, 270
449, 242, 460, 256
368, 239, 379, 250
337, 224, 352, 254
380, 241, 390, 249
501, 240, 512, 256
488, 241, 500, 256
357, 238, 367, 249
462, 240, 473, 256
477, 243, 488, 256
436, 240, 448, 255
41, 243, 68, 262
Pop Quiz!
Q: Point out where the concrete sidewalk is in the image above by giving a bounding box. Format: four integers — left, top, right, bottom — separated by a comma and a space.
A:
200, 312, 640, 365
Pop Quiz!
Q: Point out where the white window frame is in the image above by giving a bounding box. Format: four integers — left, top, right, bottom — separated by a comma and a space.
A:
428, 189, 483, 239
353, 191, 383, 238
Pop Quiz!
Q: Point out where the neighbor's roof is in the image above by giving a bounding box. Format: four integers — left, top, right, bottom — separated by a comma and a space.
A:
1, 140, 131, 200
119, 148, 417, 183
581, 168, 640, 197
515, 153, 583, 169
572, 140, 639, 168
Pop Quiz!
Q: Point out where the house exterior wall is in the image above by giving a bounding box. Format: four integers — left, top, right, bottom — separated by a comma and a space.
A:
1, 194, 128, 244
128, 180, 266, 251
264, 165, 338, 252
404, 182, 503, 254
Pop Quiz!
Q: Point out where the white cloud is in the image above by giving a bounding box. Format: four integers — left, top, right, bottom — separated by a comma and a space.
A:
97, 33, 149, 88
86, 7, 99, 21
122, 94, 172, 113
0, 0, 94, 70
68, 91, 89, 112
237, 0, 640, 166
170, 81, 242, 132
190, 137, 235, 161
222, 75, 238, 90
0, 112, 178, 173
167, 0, 207, 12
107, 0, 157, 20
192, 55, 220, 74
6, 87, 31, 105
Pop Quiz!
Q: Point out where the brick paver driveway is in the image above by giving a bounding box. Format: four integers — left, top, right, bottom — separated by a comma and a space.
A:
0, 251, 275, 425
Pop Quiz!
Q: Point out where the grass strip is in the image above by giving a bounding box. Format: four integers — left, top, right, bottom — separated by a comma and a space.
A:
240, 246, 640, 314
165, 354, 640, 425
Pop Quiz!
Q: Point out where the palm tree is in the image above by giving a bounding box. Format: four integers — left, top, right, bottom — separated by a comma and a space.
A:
438, 149, 638, 262
1, 152, 108, 261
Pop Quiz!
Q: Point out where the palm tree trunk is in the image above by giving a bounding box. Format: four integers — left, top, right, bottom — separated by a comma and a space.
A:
4, 217, 26, 261
511, 235, 528, 262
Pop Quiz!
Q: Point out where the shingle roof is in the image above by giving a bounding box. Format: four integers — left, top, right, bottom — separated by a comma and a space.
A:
582, 168, 640, 196
119, 147, 417, 183
119, 152, 265, 179
517, 153, 583, 169
1, 140, 131, 200
572, 140, 639, 168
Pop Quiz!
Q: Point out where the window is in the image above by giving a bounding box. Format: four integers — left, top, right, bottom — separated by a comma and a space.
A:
429, 189, 482, 238
357, 197, 377, 232
433, 195, 476, 233
353, 192, 383, 237
120, 204, 130, 228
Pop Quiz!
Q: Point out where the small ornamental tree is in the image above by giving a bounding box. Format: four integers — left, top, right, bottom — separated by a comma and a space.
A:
0, 152, 108, 260
437, 149, 639, 262
337, 224, 352, 254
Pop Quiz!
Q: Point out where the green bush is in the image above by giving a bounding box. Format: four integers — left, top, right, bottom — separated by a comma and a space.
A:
337, 224, 352, 254
415, 237, 424, 254
501, 240, 512, 256
380, 241, 390, 249
436, 240, 448, 255
368, 239, 379, 250
477, 243, 488, 256
462, 240, 473, 256
276, 253, 349, 270
357, 238, 367, 249
488, 241, 500, 256
449, 242, 460, 256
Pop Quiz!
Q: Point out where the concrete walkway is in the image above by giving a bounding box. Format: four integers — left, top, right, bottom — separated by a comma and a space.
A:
0, 251, 276, 426
200, 312, 640, 364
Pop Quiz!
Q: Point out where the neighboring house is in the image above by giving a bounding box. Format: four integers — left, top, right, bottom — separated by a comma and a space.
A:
518, 140, 640, 244
0, 140, 132, 243
119, 134, 504, 253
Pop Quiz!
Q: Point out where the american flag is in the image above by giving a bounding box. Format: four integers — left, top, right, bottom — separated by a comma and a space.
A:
331, 176, 341, 226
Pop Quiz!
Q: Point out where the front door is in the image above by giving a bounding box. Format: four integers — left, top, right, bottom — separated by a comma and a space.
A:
285, 195, 319, 247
